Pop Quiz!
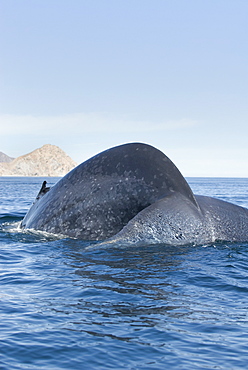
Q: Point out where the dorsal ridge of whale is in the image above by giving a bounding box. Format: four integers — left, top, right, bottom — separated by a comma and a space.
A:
21, 142, 199, 240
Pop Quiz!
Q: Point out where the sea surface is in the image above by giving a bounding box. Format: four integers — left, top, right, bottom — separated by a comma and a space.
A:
1, 177, 248, 370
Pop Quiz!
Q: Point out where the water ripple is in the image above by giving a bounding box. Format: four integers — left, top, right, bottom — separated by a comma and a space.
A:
1, 178, 248, 369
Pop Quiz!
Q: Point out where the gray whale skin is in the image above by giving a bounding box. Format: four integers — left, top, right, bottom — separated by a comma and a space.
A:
21, 143, 248, 246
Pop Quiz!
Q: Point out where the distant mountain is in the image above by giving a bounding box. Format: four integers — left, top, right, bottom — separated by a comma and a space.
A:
0, 144, 77, 177
0, 151, 14, 163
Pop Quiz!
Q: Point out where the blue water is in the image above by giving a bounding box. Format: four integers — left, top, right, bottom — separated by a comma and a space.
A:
1, 177, 248, 370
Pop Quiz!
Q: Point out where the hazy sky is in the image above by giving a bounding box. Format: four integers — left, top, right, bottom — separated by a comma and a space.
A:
1, 0, 247, 176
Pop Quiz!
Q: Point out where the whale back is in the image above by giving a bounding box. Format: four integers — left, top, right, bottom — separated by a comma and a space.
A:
21, 143, 198, 240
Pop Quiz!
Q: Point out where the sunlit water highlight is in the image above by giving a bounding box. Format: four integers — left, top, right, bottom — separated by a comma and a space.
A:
0, 177, 248, 369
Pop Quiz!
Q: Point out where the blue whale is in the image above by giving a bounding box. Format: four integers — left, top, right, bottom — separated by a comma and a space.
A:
21, 143, 248, 246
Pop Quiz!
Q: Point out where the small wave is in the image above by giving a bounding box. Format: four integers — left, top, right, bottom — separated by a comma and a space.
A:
86, 238, 247, 252
21, 227, 68, 241
1, 220, 22, 233
0, 213, 24, 223
0, 220, 67, 243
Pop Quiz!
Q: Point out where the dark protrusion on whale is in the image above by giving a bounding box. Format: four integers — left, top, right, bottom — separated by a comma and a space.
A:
36, 181, 50, 200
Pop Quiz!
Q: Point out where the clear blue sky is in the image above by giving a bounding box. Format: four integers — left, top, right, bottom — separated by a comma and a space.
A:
1, 0, 247, 176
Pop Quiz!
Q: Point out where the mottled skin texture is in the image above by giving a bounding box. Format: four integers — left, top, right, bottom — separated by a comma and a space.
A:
106, 194, 248, 246
21, 143, 248, 245
21, 143, 196, 239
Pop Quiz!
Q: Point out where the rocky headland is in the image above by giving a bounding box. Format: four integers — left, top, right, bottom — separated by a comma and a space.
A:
0, 151, 14, 163
0, 144, 77, 177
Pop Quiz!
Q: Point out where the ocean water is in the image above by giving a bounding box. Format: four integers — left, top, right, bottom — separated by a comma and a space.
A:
1, 177, 248, 370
